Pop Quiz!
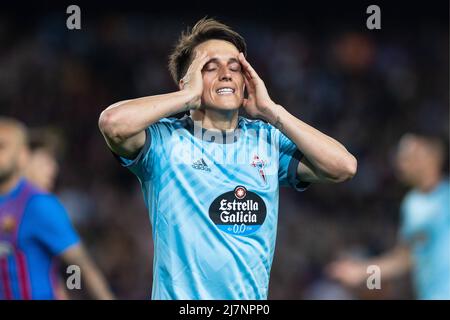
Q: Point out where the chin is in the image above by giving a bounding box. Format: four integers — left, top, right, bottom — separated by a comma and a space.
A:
399, 175, 415, 187
208, 100, 243, 111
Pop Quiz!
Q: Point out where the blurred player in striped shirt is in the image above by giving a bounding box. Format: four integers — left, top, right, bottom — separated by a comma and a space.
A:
0, 118, 114, 299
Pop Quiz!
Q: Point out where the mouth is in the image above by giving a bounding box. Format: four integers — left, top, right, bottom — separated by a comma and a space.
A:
216, 87, 235, 95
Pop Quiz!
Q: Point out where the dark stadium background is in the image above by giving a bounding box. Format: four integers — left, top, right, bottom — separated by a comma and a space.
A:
1, 0, 448, 299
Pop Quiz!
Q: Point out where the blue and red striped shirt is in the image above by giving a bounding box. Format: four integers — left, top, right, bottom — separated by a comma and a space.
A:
0, 179, 79, 299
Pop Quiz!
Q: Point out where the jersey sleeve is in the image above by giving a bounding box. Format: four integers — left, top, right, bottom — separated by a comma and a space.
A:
398, 193, 438, 245
114, 120, 172, 182
398, 200, 411, 243
277, 129, 310, 191
27, 195, 80, 256
398, 196, 419, 245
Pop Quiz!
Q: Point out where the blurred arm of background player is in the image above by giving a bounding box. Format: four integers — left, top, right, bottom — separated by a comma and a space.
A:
26, 128, 115, 300
98, 51, 210, 158
327, 133, 447, 289
59, 244, 115, 300
326, 245, 412, 287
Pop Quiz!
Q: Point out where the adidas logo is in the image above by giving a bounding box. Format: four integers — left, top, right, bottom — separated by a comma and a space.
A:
192, 158, 211, 172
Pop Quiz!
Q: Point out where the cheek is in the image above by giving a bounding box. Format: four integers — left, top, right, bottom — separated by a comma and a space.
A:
202, 74, 215, 89
42, 165, 53, 178
395, 158, 409, 175
237, 76, 245, 94
403, 161, 417, 174
8, 151, 19, 167
236, 73, 244, 84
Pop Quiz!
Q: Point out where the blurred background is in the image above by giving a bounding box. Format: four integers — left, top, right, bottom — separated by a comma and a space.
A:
1, 0, 448, 299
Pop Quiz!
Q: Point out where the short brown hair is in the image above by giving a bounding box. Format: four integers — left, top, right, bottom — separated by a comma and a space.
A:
28, 127, 66, 160
168, 17, 247, 84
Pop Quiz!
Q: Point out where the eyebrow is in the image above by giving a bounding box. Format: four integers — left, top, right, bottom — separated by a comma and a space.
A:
206, 57, 241, 65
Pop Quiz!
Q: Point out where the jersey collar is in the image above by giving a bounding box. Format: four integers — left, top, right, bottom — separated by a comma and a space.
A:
180, 115, 242, 144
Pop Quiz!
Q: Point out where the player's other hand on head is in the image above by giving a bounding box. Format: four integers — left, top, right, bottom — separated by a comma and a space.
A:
180, 50, 210, 109
326, 259, 368, 287
238, 52, 277, 121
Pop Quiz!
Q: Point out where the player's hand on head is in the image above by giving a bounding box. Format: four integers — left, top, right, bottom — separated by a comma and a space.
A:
326, 259, 368, 287
180, 50, 210, 109
238, 52, 276, 120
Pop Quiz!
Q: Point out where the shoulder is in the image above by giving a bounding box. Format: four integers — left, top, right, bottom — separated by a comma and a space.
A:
26, 193, 67, 220
434, 179, 450, 209
239, 117, 278, 135
20, 180, 61, 213
438, 179, 450, 195
240, 117, 272, 129
401, 190, 416, 209
146, 116, 191, 139
152, 116, 188, 130
22, 180, 48, 196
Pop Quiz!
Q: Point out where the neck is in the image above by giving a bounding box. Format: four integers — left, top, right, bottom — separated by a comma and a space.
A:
417, 170, 442, 193
190, 108, 239, 131
0, 173, 22, 195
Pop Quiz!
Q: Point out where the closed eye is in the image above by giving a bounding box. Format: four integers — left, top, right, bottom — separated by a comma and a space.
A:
203, 61, 241, 72
203, 62, 218, 72
229, 63, 241, 72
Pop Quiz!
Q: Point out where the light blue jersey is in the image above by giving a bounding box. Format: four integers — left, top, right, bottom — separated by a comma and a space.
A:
400, 179, 450, 299
117, 115, 308, 300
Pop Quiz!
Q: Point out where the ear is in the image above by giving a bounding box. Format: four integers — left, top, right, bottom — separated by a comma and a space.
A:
18, 146, 30, 172
179, 79, 185, 91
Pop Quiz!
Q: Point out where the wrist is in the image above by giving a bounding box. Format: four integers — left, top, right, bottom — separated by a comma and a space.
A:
263, 103, 287, 126
179, 89, 201, 110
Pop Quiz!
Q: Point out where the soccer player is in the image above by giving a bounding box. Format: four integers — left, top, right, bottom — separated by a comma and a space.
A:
24, 127, 62, 192
0, 118, 114, 299
99, 18, 357, 299
328, 133, 450, 299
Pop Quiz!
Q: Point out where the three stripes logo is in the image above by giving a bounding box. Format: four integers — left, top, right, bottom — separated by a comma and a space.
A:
192, 158, 211, 172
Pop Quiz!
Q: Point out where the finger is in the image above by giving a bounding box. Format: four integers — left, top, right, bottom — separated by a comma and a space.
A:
239, 52, 259, 80
199, 54, 211, 68
238, 53, 251, 75
194, 50, 207, 60
198, 51, 209, 63
195, 53, 211, 71
242, 67, 253, 85
186, 52, 209, 74
243, 75, 254, 95
192, 53, 208, 65
246, 70, 253, 82
189, 50, 207, 65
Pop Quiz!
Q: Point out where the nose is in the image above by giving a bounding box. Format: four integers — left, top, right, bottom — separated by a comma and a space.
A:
218, 66, 232, 81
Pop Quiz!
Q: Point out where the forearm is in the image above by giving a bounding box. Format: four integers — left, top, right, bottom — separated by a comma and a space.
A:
367, 246, 412, 280
99, 89, 197, 143
61, 245, 115, 300
81, 262, 115, 300
266, 104, 357, 181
